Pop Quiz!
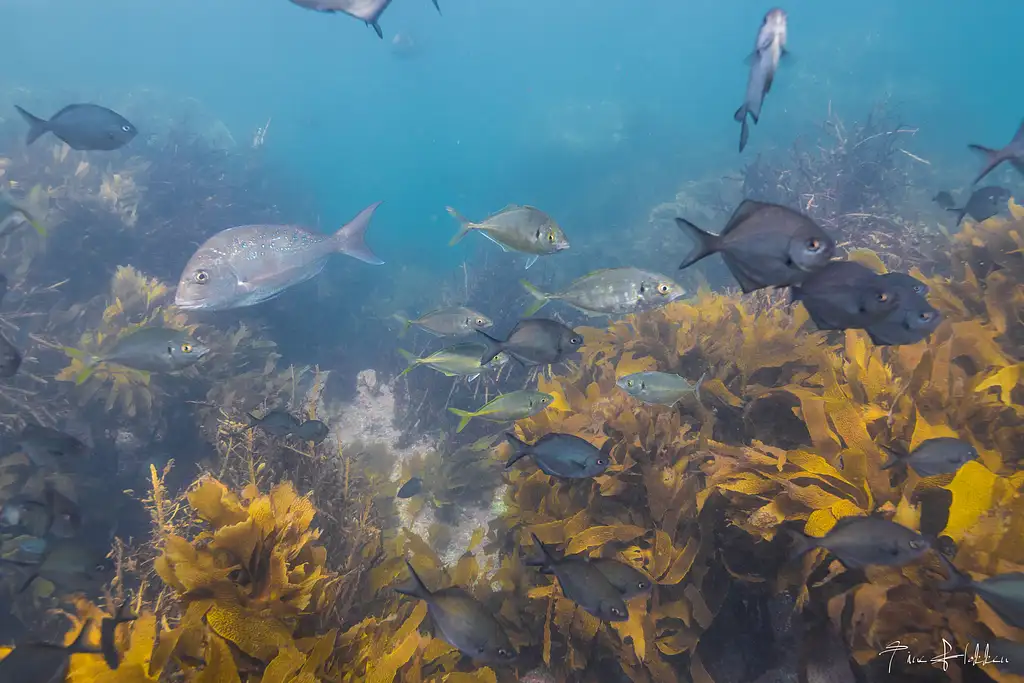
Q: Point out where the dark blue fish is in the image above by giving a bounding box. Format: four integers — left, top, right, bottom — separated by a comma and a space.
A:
589, 558, 653, 600
478, 319, 582, 367
101, 601, 138, 670
396, 477, 423, 499
881, 437, 978, 478
941, 567, 1024, 630
528, 534, 628, 622
503, 432, 610, 479
293, 419, 329, 444
0, 624, 100, 683
946, 186, 1011, 226
790, 260, 900, 331
247, 410, 300, 437
15, 104, 136, 151
787, 516, 931, 569
864, 283, 941, 347
969, 120, 1024, 185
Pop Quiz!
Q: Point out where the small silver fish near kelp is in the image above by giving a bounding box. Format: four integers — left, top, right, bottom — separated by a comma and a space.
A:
735, 8, 788, 152
399, 342, 508, 379
15, 103, 137, 151
616, 371, 705, 407
881, 437, 978, 478
503, 432, 611, 479
448, 390, 553, 433
674, 199, 835, 293
786, 515, 931, 569
394, 306, 493, 337
521, 267, 686, 317
67, 327, 210, 385
478, 318, 583, 367
447, 204, 569, 269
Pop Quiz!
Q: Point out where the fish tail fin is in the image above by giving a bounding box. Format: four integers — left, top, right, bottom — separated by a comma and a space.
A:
65, 622, 101, 655
391, 313, 412, 337
476, 329, 504, 365
446, 206, 477, 245
447, 407, 475, 433
529, 532, 563, 566
397, 349, 419, 377
936, 555, 973, 591
782, 526, 816, 560
394, 559, 432, 599
65, 347, 99, 385
502, 431, 530, 469
369, 20, 383, 39
674, 217, 718, 270
14, 105, 48, 146
878, 443, 904, 471
694, 372, 707, 401
968, 144, 1004, 185
332, 201, 384, 265
738, 114, 750, 152
520, 280, 550, 316
430, 0, 441, 14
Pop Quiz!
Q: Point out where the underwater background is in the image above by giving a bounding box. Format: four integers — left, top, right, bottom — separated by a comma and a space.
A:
0, 0, 1023, 682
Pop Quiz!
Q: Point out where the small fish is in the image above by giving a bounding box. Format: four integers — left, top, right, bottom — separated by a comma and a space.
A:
5, 537, 113, 594
735, 8, 788, 152
289, 0, 439, 39
0, 624, 101, 683
478, 319, 583, 367
247, 410, 301, 437
394, 560, 516, 663
863, 282, 941, 347
394, 307, 493, 337
174, 202, 383, 311
616, 371, 705, 407
15, 104, 136, 151
944, 186, 1012, 226
0, 186, 47, 237
787, 516, 931, 569
968, 120, 1024, 185
789, 260, 901, 331
881, 437, 978, 478
0, 333, 21, 379
293, 419, 329, 444
588, 558, 653, 600
71, 327, 210, 384
100, 601, 138, 670
941, 567, 1024, 630
448, 390, 553, 433
17, 424, 89, 467
0, 485, 80, 539
398, 342, 508, 379
396, 477, 423, 499
931, 191, 956, 210
674, 200, 835, 293
503, 432, 611, 479
521, 268, 686, 317
447, 205, 569, 269
529, 534, 628, 622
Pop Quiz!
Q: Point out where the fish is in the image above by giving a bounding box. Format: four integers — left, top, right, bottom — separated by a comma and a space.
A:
17, 424, 89, 467
0, 186, 47, 237
674, 200, 835, 293
991, 639, 1024, 677
863, 285, 941, 347
616, 371, 706, 407
447, 205, 569, 269
247, 410, 301, 437
293, 419, 329, 444
528, 534, 628, 622
0, 333, 21, 379
521, 268, 686, 317
588, 558, 653, 600
881, 271, 929, 297
394, 307, 493, 337
881, 437, 978, 478
398, 342, 508, 379
503, 432, 611, 479
100, 601, 138, 670
4, 537, 113, 594
940, 567, 1024, 630
944, 186, 1012, 226
174, 202, 383, 311
786, 516, 931, 569
735, 8, 788, 152
931, 191, 956, 210
789, 260, 902, 331
477, 318, 583, 367
14, 104, 136, 151
968, 120, 1024, 185
396, 477, 423, 499
394, 560, 516, 663
0, 624, 101, 683
448, 390, 553, 433
0, 485, 80, 539
70, 327, 210, 384
288, 0, 439, 39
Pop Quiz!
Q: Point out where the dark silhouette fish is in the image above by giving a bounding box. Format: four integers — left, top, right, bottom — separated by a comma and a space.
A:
881, 437, 978, 478
101, 601, 138, 670
932, 191, 956, 210
503, 432, 611, 479
396, 477, 423, 499
735, 8, 788, 152
247, 410, 301, 437
787, 516, 931, 569
0, 625, 100, 683
969, 120, 1024, 185
864, 277, 941, 347
790, 260, 900, 331
15, 104, 136, 151
944, 186, 1011, 226
477, 319, 583, 367
941, 567, 1024, 630
528, 534, 628, 622
293, 419, 329, 444
288, 0, 440, 39
17, 424, 89, 467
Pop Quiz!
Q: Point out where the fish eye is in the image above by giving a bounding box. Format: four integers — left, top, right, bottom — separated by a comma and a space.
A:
476, 318, 487, 326
626, 379, 634, 387
877, 292, 890, 302
806, 238, 822, 251
121, 124, 131, 132
547, 232, 555, 242
498, 648, 514, 659
180, 343, 193, 354
570, 336, 582, 344
597, 458, 607, 466
908, 540, 924, 550
638, 581, 649, 589
657, 283, 671, 295
610, 607, 625, 617
194, 269, 210, 284
918, 311, 935, 322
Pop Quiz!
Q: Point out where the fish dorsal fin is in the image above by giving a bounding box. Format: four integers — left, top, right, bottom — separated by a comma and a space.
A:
721, 199, 770, 235
829, 514, 872, 532
1011, 119, 1024, 148
495, 204, 523, 214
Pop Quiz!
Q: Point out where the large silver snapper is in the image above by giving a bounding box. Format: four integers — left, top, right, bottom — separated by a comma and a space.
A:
174, 202, 383, 311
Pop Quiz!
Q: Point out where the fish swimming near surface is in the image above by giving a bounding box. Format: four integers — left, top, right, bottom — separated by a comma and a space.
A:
735, 8, 788, 152
528, 534, 628, 622
396, 477, 423, 499
503, 432, 611, 479
943, 186, 1012, 226
674, 200, 835, 293
881, 437, 979, 478
174, 202, 384, 311
968, 120, 1024, 185
447, 205, 569, 269
0, 624, 101, 683
15, 104, 137, 151
448, 390, 553, 433
478, 318, 583, 367
394, 306, 493, 337
789, 260, 901, 331
787, 515, 931, 569
521, 268, 686, 317
247, 409, 301, 437
616, 371, 705, 407
293, 419, 329, 444
863, 286, 941, 347
394, 560, 516, 663
288, 0, 440, 39
69, 327, 210, 385
398, 342, 508, 379
17, 424, 89, 467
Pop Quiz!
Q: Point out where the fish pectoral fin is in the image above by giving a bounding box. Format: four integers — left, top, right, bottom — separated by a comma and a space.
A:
524, 255, 539, 270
